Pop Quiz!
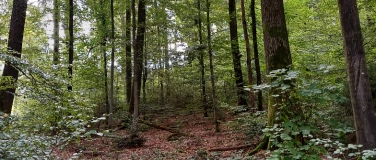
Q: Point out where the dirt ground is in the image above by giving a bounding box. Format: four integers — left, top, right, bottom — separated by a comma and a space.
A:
52, 113, 263, 159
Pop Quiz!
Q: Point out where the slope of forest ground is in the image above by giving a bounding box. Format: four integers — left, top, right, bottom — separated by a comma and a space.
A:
52, 112, 265, 159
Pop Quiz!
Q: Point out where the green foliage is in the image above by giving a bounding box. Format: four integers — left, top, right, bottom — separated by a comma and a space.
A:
228, 111, 267, 139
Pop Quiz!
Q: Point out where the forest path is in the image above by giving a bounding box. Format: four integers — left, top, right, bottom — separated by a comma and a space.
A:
54, 113, 260, 159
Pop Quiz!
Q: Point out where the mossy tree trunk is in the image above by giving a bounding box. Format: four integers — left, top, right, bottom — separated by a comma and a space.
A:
249, 0, 293, 152
338, 0, 376, 150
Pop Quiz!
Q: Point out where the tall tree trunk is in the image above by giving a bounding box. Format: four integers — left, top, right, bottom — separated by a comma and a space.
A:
68, 0, 74, 91
338, 0, 376, 150
228, 0, 247, 106
206, 0, 219, 132
125, 0, 132, 105
197, 0, 208, 117
250, 0, 263, 111
109, 0, 115, 127
98, 0, 109, 116
129, 0, 137, 114
241, 0, 255, 110
0, 0, 28, 114
131, 0, 146, 134
53, 0, 60, 65
262, 0, 292, 149
142, 32, 148, 104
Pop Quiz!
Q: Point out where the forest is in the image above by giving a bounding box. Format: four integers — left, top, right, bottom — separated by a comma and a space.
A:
1, 0, 376, 159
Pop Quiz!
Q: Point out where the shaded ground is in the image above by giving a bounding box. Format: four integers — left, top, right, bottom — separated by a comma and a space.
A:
53, 113, 262, 159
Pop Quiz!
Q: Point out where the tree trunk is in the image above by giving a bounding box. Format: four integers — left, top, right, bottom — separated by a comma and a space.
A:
53, 0, 60, 65
206, 0, 219, 132
98, 0, 109, 116
131, 0, 146, 134
241, 0, 255, 110
228, 0, 247, 107
68, 0, 74, 91
338, 0, 376, 150
125, 0, 132, 105
0, 0, 28, 114
197, 0, 208, 117
250, 0, 263, 111
129, 0, 137, 114
262, 0, 292, 149
109, 0, 115, 127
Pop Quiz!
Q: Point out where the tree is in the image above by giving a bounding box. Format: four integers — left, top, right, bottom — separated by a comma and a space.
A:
68, 0, 74, 91
53, 0, 60, 65
249, 0, 293, 153
0, 0, 28, 114
128, 0, 137, 114
206, 0, 219, 132
109, 0, 115, 126
250, 0, 263, 111
197, 0, 208, 117
131, 0, 146, 134
125, 0, 132, 105
240, 0, 255, 110
228, 0, 247, 106
338, 0, 376, 150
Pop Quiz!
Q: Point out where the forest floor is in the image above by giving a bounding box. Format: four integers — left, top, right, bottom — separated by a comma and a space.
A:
52, 112, 266, 159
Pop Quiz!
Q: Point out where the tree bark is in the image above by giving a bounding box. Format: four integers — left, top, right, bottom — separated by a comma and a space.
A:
206, 0, 219, 132
0, 0, 28, 114
53, 0, 60, 65
250, 0, 263, 111
241, 0, 255, 110
131, 0, 146, 134
228, 0, 247, 106
68, 0, 74, 91
197, 0, 208, 117
125, 0, 132, 105
129, 0, 137, 114
338, 0, 376, 150
109, 0, 115, 126
262, 0, 292, 149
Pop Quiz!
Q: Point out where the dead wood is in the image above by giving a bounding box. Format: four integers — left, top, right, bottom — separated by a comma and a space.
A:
208, 144, 254, 152
138, 119, 193, 137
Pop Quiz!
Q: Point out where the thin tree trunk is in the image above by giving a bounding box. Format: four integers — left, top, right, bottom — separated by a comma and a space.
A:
250, 0, 263, 111
99, 0, 109, 115
241, 0, 255, 110
109, 0, 115, 127
129, 0, 137, 114
206, 0, 219, 132
197, 0, 208, 117
0, 0, 28, 114
68, 0, 73, 91
125, 0, 132, 105
131, 0, 146, 135
228, 0, 247, 106
53, 0, 60, 65
338, 0, 376, 150
142, 33, 147, 104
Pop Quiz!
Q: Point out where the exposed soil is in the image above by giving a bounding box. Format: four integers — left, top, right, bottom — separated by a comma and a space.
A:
52, 113, 261, 159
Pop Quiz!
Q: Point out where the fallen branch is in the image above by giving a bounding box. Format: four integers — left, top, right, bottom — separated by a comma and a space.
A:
138, 119, 193, 137
208, 144, 254, 152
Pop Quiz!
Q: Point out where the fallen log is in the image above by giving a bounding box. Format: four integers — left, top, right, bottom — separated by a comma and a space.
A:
138, 119, 193, 137
208, 144, 254, 152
